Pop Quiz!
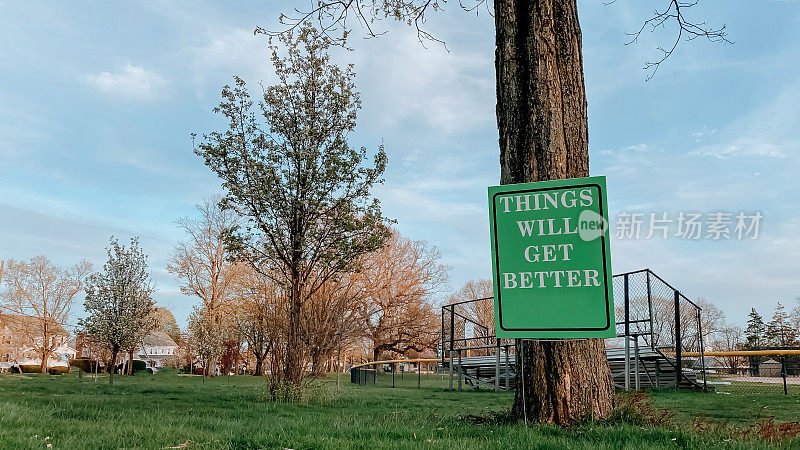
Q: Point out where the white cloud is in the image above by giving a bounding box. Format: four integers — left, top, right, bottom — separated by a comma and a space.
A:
348, 22, 496, 136
83, 64, 166, 100
189, 27, 277, 103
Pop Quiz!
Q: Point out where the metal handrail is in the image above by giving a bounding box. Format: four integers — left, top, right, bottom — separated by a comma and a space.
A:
351, 358, 441, 370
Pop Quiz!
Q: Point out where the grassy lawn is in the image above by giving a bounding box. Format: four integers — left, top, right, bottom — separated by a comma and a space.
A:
1, 371, 799, 449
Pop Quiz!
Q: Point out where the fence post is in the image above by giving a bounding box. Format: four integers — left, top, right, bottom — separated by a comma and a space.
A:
634, 336, 640, 390
449, 305, 455, 362
505, 345, 510, 390
449, 350, 454, 390
674, 290, 682, 389
495, 339, 500, 392
458, 349, 463, 391
782, 356, 788, 396
646, 270, 654, 348
418, 364, 421, 389
624, 273, 630, 391
697, 309, 707, 391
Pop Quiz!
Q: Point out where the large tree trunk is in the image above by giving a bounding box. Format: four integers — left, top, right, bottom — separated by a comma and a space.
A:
127, 349, 134, 375
494, 0, 614, 424
40, 348, 48, 374
284, 277, 303, 393
254, 354, 263, 377
109, 347, 118, 385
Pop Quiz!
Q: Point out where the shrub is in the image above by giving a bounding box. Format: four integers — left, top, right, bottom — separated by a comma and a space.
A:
19, 365, 42, 374
48, 366, 70, 375
114, 359, 149, 374
71, 358, 100, 373
132, 359, 147, 373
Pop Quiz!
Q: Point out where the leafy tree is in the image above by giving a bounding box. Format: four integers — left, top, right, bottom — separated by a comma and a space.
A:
80, 237, 156, 384
187, 306, 224, 380
744, 308, 766, 349
270, 0, 729, 424
194, 24, 390, 400
0, 256, 90, 373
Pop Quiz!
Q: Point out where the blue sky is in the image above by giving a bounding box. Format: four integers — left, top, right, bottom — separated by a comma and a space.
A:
1, 1, 799, 329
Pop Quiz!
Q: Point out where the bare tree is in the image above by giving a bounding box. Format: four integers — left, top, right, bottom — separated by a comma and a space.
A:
0, 256, 90, 373
168, 198, 243, 375
80, 237, 155, 384
447, 279, 495, 335
696, 298, 725, 343
152, 306, 183, 347
302, 275, 363, 376
359, 230, 447, 362
791, 297, 800, 338
712, 325, 743, 374
231, 268, 282, 376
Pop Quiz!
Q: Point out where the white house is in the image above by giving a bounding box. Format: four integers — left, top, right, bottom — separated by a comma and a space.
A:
135, 331, 178, 372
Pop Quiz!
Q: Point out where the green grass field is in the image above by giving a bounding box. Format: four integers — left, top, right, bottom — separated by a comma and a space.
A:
1, 371, 799, 449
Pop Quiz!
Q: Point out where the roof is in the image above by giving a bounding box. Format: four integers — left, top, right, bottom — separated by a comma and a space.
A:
141, 330, 178, 348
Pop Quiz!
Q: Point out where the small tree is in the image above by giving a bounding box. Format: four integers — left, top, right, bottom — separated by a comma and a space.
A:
80, 237, 156, 384
745, 308, 766, 349
767, 302, 798, 347
0, 256, 90, 373
195, 24, 390, 400
187, 306, 223, 380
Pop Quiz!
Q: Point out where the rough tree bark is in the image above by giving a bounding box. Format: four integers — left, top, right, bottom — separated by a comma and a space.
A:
109, 346, 119, 385
495, 0, 615, 423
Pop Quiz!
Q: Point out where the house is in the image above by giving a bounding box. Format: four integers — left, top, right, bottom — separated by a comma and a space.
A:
758, 358, 782, 377
0, 314, 70, 365
135, 331, 178, 372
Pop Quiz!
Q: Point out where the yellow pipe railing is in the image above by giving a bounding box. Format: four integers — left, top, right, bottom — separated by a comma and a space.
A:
667, 350, 800, 357
350, 358, 441, 370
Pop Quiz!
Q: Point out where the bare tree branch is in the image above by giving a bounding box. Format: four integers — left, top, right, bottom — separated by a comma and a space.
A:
625, 0, 731, 80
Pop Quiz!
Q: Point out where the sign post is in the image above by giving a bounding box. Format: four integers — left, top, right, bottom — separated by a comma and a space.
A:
488, 176, 616, 339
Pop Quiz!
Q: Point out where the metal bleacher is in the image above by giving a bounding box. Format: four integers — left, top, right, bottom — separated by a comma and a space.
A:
441, 269, 707, 392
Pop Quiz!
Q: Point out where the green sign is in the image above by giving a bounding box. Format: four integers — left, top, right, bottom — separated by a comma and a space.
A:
488, 176, 616, 338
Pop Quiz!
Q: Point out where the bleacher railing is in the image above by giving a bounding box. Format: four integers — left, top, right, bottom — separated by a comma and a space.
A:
439, 268, 707, 391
